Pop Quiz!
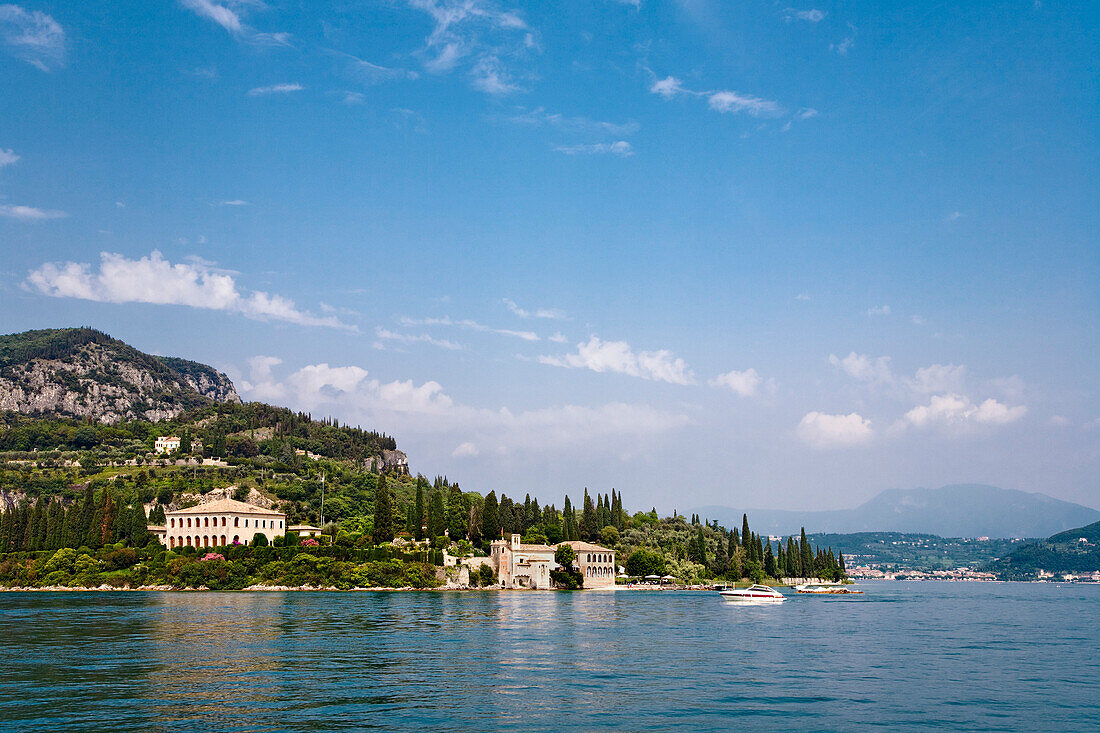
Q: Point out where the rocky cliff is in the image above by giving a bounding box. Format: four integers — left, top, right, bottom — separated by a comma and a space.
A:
0, 328, 240, 424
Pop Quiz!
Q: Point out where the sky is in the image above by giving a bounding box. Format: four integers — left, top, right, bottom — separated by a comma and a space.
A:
0, 0, 1097, 514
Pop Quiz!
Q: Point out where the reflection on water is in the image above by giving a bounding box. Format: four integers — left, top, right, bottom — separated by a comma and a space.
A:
0, 583, 1098, 731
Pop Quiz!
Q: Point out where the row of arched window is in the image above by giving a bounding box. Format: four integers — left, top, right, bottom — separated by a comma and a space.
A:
169, 516, 284, 530
585, 566, 611, 577
168, 535, 244, 548
585, 553, 612, 563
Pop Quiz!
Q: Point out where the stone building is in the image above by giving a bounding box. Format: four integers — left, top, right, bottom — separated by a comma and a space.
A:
490, 534, 557, 589
488, 534, 618, 589
164, 497, 286, 549
557, 540, 617, 589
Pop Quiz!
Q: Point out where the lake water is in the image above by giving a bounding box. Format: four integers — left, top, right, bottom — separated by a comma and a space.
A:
0, 581, 1097, 731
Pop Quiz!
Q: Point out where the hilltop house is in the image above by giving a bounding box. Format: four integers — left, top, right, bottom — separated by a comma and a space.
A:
164, 497, 285, 549
489, 534, 617, 589
154, 435, 203, 455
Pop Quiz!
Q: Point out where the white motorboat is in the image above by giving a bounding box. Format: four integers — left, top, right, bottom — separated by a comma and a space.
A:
718, 584, 785, 603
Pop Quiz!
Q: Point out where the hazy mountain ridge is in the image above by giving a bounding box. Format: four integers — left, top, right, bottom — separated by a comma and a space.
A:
0, 328, 240, 424
696, 484, 1100, 539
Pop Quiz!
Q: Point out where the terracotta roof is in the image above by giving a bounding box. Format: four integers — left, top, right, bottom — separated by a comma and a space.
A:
514, 543, 556, 553
289, 524, 321, 531
556, 540, 615, 553
167, 497, 285, 516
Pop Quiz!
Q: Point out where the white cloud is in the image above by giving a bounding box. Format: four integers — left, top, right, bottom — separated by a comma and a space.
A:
504, 107, 639, 137
405, 0, 532, 93
539, 336, 695, 385
178, 0, 290, 46
220, 199, 249, 206
911, 314, 926, 325
452, 441, 479, 457
831, 36, 854, 55
0, 148, 19, 168
795, 292, 811, 301
903, 394, 1027, 430
0, 204, 68, 220
709, 368, 764, 397
179, 0, 242, 34
783, 8, 826, 22
247, 83, 303, 96
905, 363, 967, 394
503, 298, 566, 320
329, 50, 418, 86
829, 352, 894, 384
798, 107, 819, 119
555, 141, 633, 157
26, 250, 356, 331
946, 211, 963, 222
708, 90, 784, 117
400, 315, 539, 341
548, 332, 567, 343
375, 327, 463, 350
797, 411, 873, 449
867, 304, 891, 316
650, 75, 686, 99
0, 4, 65, 71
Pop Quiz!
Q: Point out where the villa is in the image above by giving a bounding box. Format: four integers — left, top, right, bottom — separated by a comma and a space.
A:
489, 534, 617, 589
163, 497, 286, 549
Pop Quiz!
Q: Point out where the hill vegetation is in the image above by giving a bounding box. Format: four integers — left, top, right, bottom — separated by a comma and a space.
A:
988, 520, 1100, 578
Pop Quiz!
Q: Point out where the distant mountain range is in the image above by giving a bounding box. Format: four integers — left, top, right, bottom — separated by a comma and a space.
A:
696, 484, 1100, 539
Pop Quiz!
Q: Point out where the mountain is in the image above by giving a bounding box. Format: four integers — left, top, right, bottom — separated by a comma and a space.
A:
695, 484, 1100, 539
0, 327, 240, 424
990, 520, 1100, 576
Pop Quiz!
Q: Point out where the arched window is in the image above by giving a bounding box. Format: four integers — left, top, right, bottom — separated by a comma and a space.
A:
170, 518, 175, 528
204, 517, 209, 527
234, 517, 239, 527
222, 517, 226, 527
203, 536, 209, 547
186, 536, 192, 546
169, 537, 174, 548
187, 518, 192, 528
221, 535, 226, 546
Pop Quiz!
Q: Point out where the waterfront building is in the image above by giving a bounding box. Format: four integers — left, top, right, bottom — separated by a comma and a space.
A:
164, 497, 286, 549
557, 540, 617, 589
490, 534, 557, 589
289, 524, 322, 538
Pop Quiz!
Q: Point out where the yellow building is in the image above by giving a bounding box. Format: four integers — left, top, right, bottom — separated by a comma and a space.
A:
164, 497, 285, 549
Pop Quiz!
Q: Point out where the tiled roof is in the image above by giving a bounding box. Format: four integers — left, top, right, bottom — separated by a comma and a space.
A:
514, 543, 556, 553
557, 540, 615, 553
167, 497, 285, 516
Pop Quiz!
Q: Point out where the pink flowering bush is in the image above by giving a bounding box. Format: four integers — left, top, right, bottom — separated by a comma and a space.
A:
302, 538, 319, 547
200, 552, 225, 562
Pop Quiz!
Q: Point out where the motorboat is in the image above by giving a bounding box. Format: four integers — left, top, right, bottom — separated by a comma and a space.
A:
795, 582, 863, 594
718, 584, 785, 603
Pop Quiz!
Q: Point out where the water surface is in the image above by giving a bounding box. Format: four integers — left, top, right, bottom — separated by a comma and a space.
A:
1, 581, 1097, 731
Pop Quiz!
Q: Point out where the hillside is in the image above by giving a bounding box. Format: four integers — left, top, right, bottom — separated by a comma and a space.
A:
0, 328, 240, 423
990, 520, 1100, 578
695, 484, 1100, 539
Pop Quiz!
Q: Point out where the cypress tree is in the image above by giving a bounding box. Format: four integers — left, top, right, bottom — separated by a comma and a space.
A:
689, 526, 707, 565
838, 551, 846, 576
446, 484, 465, 540
800, 527, 813, 579
428, 491, 446, 538
499, 495, 514, 536
581, 489, 597, 540
482, 491, 500, 541
372, 473, 394, 543
741, 514, 751, 554
563, 496, 577, 541
756, 535, 764, 566
131, 503, 149, 546
713, 529, 729, 577
413, 478, 426, 540
467, 498, 483, 546
149, 504, 166, 525
763, 539, 777, 578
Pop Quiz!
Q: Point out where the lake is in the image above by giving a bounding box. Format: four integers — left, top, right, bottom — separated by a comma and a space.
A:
0, 581, 1097, 731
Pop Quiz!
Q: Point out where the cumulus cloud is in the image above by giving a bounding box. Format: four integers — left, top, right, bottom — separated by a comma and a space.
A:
503, 298, 566, 320
829, 352, 894, 384
0, 4, 65, 71
25, 251, 355, 331
0, 204, 68, 220
903, 394, 1026, 430
650, 75, 686, 99
0, 148, 19, 168
234, 358, 691, 454
709, 368, 765, 397
555, 141, 633, 157
247, 83, 303, 96
539, 336, 695, 385
797, 411, 873, 449
905, 363, 967, 395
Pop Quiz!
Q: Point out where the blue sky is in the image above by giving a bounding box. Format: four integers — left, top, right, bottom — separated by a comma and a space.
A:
1, 0, 1097, 512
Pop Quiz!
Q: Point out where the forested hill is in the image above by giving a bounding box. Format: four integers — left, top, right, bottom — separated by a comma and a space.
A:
990, 520, 1100, 578
0, 327, 239, 423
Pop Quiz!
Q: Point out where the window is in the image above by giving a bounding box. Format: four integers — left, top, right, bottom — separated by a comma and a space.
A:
187, 518, 192, 528
234, 517, 239, 527
279, 521, 283, 528
245, 519, 249, 527
186, 536, 192, 546
221, 535, 226, 546
222, 517, 226, 527
204, 517, 209, 527
170, 518, 175, 528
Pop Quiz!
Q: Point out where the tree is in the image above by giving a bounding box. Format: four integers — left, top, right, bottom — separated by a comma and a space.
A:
625, 548, 666, 577
372, 473, 394, 544
413, 478, 426, 540
252, 532, 269, 547
581, 489, 597, 540
482, 491, 500, 541
741, 514, 751, 556
563, 496, 578, 541
427, 491, 446, 538
800, 527, 813, 579
446, 484, 466, 540
599, 525, 619, 547
688, 527, 707, 565
712, 531, 729, 577
763, 539, 777, 578
179, 428, 192, 454
130, 503, 150, 547
552, 543, 582, 589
